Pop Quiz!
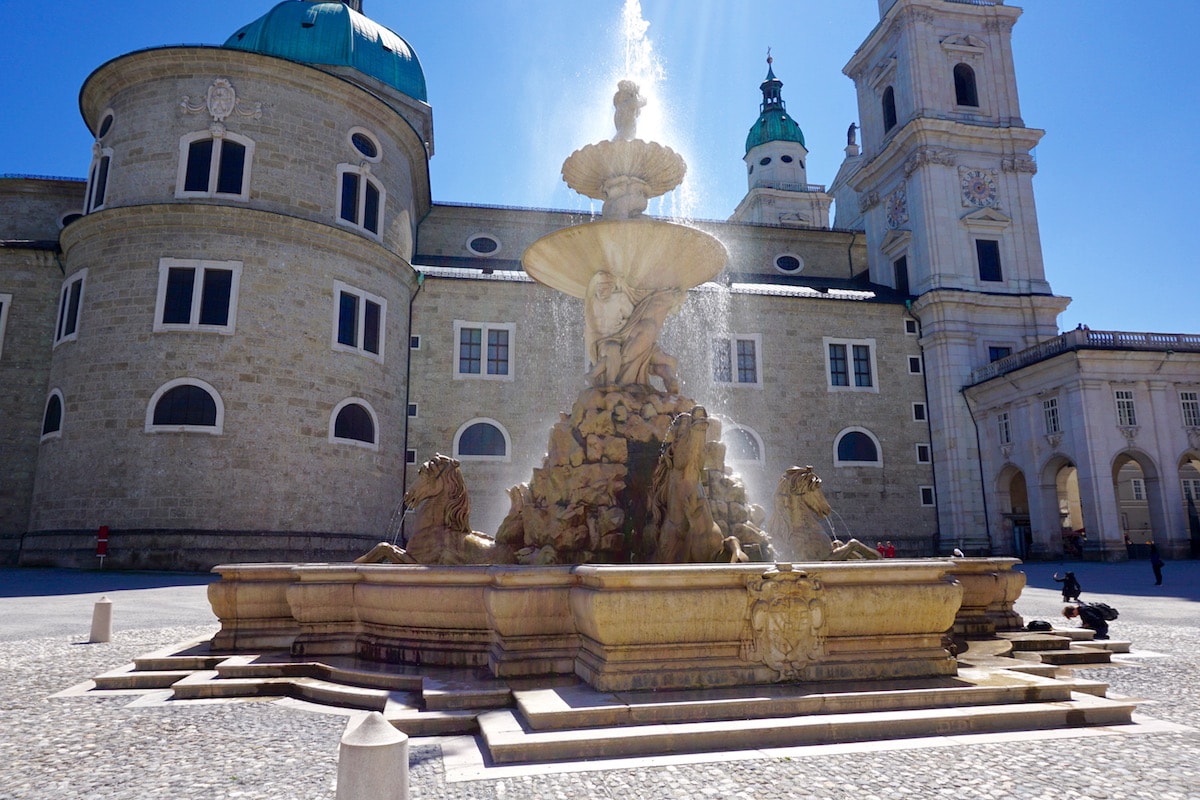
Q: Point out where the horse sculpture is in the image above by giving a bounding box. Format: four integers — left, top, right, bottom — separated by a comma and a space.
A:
358, 454, 514, 566
645, 407, 728, 563
766, 466, 837, 561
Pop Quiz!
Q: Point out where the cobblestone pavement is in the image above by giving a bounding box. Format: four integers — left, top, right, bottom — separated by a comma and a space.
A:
1, 561, 1197, 799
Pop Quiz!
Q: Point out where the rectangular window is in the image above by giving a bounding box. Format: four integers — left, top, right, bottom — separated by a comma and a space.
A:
337, 165, 384, 236
184, 139, 214, 193
1183, 478, 1200, 502
454, 320, 515, 380
407, 403, 418, 418
997, 411, 1011, 445
916, 443, 931, 464
1043, 397, 1061, 435
976, 239, 1003, 282
331, 281, 386, 361
1182, 391, 1200, 427
904, 318, 918, 335
1131, 478, 1146, 502
155, 259, 241, 333
893, 255, 910, 296
54, 270, 87, 346
178, 135, 251, 200
410, 335, 422, 350
1115, 389, 1137, 427
907, 355, 922, 375
920, 486, 936, 507
913, 402, 927, 422
824, 338, 878, 392
87, 151, 112, 212
988, 346, 1013, 363
405, 449, 417, 464
0, 292, 10, 360
713, 335, 761, 385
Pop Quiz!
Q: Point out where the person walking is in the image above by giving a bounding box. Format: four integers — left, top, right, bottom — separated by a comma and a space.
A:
1149, 542, 1164, 585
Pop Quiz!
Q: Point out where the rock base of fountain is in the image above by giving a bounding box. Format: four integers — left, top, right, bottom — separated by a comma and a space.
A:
497, 387, 770, 565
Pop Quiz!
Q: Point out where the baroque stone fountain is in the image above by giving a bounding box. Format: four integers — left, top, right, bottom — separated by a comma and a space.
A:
206, 84, 1026, 694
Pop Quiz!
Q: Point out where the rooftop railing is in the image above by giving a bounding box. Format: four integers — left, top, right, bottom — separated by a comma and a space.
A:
969, 329, 1200, 385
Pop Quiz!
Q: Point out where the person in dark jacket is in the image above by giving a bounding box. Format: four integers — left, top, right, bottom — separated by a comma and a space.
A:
1063, 602, 1113, 640
1149, 542, 1164, 585
1053, 570, 1081, 601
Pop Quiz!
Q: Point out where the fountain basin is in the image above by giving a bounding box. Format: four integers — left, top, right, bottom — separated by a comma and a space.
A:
208, 559, 988, 692
521, 218, 727, 298
562, 138, 686, 201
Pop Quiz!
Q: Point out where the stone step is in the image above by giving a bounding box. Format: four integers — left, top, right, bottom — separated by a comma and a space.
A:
93, 665, 196, 691
170, 670, 396, 711
213, 655, 424, 692
997, 632, 1076, 652
479, 691, 1136, 765
513, 670, 1075, 732
1030, 647, 1114, 666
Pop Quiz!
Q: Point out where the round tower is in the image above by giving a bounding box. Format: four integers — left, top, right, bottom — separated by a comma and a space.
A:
25, 0, 432, 569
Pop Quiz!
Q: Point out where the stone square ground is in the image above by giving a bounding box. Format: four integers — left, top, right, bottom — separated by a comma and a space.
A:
0, 559, 1196, 799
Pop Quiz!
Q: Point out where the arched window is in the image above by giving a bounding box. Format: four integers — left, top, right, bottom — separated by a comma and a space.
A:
724, 425, 765, 464
41, 390, 64, 440
85, 146, 113, 213
834, 427, 882, 467
882, 86, 898, 132
954, 63, 979, 107
337, 164, 385, 236
177, 131, 254, 200
330, 398, 379, 449
146, 379, 223, 434
453, 418, 510, 461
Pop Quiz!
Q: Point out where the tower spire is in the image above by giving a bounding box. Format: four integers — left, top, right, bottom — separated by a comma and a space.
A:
760, 50, 784, 113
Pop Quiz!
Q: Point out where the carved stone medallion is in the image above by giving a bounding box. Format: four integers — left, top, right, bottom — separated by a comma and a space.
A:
181, 78, 263, 123
740, 564, 826, 680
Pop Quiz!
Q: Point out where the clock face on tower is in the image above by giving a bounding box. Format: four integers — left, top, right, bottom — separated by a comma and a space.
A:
960, 168, 997, 207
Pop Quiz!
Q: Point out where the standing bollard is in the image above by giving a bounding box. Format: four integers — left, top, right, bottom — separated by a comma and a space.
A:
336, 712, 409, 800
89, 596, 113, 643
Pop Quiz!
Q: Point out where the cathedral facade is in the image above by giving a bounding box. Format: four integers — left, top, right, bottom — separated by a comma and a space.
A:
2, 0, 1197, 570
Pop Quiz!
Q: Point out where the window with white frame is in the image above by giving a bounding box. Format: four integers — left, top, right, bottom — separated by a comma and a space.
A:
920, 485, 936, 507
145, 378, 223, 434
997, 411, 1011, 445
1182, 478, 1200, 502
333, 282, 385, 361
54, 270, 87, 347
454, 321, 514, 380
85, 146, 113, 212
336, 164, 384, 236
154, 259, 241, 333
916, 443, 931, 464
824, 337, 877, 392
1181, 391, 1200, 427
1115, 389, 1137, 427
177, 130, 253, 200
834, 427, 882, 467
712, 335, 761, 385
453, 418, 510, 461
907, 355, 922, 375
329, 398, 379, 449
1042, 397, 1061, 435
1130, 477, 1146, 502
724, 425, 765, 464
41, 389, 64, 441
912, 402, 927, 422
0, 293, 10, 360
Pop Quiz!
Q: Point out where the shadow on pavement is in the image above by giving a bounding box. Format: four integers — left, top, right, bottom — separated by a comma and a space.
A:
0, 567, 217, 598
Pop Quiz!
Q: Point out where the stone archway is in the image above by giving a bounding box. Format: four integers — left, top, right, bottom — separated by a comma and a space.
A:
1112, 450, 1166, 560
1179, 453, 1200, 558
996, 465, 1031, 559
1037, 456, 1080, 559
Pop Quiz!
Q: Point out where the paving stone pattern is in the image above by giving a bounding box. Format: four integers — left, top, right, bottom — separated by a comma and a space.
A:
1, 561, 1198, 799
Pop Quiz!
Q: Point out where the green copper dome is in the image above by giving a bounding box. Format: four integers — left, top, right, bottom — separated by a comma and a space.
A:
225, 1, 427, 102
745, 63, 805, 153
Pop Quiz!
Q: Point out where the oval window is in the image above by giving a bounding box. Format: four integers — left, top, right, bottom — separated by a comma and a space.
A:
468, 235, 500, 255
759, 157, 772, 167
780, 154, 793, 164
351, 132, 379, 159
774, 254, 803, 273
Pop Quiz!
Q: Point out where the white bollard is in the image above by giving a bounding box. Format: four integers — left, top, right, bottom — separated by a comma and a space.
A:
89, 596, 113, 643
336, 712, 409, 800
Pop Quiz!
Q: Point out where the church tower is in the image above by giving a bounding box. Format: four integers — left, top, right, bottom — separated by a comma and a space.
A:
730, 58, 831, 228
842, 0, 1068, 550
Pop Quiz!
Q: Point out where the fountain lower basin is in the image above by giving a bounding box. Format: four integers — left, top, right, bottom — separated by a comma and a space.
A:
204, 559, 1026, 692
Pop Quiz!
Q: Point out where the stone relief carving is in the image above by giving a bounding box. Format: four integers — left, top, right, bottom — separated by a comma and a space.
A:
181, 78, 262, 123
904, 147, 956, 177
985, 17, 1016, 35
858, 190, 881, 214
1001, 155, 1037, 175
1120, 426, 1140, 445
741, 564, 826, 680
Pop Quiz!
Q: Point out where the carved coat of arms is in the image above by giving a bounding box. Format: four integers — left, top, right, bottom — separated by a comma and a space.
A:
740, 564, 826, 680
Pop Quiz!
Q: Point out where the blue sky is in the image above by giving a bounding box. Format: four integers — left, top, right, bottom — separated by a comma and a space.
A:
3, 1, 1196, 334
